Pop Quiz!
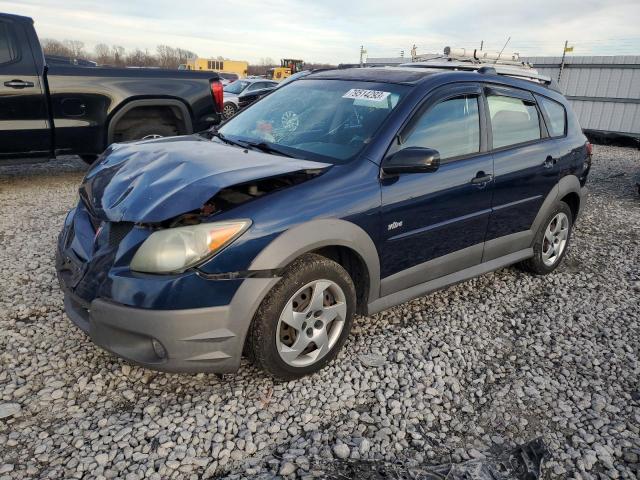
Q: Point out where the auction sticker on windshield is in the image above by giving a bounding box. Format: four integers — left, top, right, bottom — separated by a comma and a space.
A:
342, 89, 391, 102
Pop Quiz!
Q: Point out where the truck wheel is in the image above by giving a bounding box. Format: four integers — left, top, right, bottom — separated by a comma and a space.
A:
520, 202, 573, 275
222, 102, 237, 120
247, 253, 356, 381
122, 121, 179, 141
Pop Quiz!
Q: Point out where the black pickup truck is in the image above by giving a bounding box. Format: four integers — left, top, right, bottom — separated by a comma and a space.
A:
0, 13, 223, 163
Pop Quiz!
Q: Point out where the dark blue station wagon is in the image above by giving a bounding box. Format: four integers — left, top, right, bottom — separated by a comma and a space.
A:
56, 66, 591, 380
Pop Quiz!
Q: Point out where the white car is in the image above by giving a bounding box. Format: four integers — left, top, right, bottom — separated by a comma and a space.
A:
222, 79, 278, 119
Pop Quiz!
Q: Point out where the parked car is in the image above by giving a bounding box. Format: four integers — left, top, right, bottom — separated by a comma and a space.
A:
57, 66, 591, 380
222, 78, 278, 119
0, 13, 223, 163
218, 72, 240, 86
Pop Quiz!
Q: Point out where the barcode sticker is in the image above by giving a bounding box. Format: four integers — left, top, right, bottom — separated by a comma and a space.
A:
342, 89, 391, 102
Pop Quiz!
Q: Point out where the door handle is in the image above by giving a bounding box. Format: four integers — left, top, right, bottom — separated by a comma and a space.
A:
543, 156, 556, 169
471, 173, 493, 185
4, 79, 35, 89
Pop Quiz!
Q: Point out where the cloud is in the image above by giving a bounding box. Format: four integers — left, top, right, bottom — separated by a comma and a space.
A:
4, 0, 640, 62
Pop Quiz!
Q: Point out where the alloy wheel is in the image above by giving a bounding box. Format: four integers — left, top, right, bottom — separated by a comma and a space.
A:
276, 279, 347, 367
542, 212, 569, 266
223, 104, 236, 119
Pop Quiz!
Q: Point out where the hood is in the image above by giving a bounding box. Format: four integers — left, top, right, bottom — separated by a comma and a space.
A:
80, 136, 330, 223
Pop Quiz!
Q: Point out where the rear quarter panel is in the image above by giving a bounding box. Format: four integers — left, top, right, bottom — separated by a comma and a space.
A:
46, 66, 219, 154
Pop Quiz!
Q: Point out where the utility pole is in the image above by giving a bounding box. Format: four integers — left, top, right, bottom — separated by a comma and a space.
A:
480, 40, 484, 51
558, 40, 570, 83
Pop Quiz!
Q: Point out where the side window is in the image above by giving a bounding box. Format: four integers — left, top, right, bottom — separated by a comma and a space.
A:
403, 96, 480, 160
246, 83, 260, 91
0, 22, 19, 65
538, 96, 567, 137
487, 95, 541, 148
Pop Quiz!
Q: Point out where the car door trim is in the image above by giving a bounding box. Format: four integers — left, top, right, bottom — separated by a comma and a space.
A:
492, 195, 542, 211
387, 208, 492, 242
368, 248, 533, 315
379, 243, 484, 297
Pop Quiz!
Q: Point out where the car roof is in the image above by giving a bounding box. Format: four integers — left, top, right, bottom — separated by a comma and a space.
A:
242, 78, 277, 83
303, 66, 564, 98
306, 67, 438, 85
304, 67, 450, 85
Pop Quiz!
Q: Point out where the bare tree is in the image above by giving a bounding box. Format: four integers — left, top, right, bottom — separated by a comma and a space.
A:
63, 40, 85, 58
94, 43, 111, 65
41, 38, 72, 57
112, 45, 125, 66
126, 49, 156, 67
156, 45, 196, 69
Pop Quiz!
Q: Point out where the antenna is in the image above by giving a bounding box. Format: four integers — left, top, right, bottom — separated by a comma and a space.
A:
496, 37, 511, 63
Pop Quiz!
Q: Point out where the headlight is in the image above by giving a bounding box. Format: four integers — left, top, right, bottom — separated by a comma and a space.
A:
130, 220, 250, 274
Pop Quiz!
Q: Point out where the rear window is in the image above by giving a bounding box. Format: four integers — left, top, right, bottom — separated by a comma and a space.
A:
487, 95, 541, 149
538, 96, 567, 137
0, 22, 19, 65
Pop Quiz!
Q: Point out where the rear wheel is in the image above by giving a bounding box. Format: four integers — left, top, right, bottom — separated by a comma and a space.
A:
222, 102, 238, 120
121, 120, 179, 141
520, 202, 573, 274
247, 253, 356, 380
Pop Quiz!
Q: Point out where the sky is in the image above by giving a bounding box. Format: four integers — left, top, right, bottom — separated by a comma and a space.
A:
4, 0, 640, 64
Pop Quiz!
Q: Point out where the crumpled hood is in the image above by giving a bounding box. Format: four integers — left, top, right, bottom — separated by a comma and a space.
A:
79, 135, 330, 223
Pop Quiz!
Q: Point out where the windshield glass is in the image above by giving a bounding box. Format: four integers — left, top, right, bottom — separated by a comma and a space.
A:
218, 79, 409, 163
224, 80, 250, 94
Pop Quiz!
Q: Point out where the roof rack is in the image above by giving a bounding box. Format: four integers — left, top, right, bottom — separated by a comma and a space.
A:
400, 46, 559, 90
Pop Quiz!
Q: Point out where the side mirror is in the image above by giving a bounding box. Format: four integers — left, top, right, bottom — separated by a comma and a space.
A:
382, 147, 440, 174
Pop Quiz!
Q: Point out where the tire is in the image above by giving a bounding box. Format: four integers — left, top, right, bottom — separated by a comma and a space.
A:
121, 120, 179, 142
222, 102, 238, 120
519, 201, 573, 275
247, 253, 356, 381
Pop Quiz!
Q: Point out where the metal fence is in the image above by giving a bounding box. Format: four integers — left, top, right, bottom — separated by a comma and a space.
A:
523, 56, 640, 139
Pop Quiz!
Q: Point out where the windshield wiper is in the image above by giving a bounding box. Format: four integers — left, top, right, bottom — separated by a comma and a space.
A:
210, 131, 247, 148
244, 141, 294, 158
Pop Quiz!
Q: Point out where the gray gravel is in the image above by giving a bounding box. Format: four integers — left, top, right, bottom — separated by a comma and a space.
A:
1, 146, 639, 479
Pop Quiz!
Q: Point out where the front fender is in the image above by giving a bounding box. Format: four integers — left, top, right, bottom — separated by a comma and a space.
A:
249, 218, 381, 303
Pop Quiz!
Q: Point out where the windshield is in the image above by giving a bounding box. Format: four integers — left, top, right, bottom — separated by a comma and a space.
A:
218, 79, 409, 163
224, 80, 250, 94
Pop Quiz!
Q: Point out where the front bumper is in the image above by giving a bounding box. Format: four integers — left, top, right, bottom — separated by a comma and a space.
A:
63, 276, 279, 373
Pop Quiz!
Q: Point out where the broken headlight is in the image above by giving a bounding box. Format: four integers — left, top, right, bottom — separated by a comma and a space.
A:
130, 220, 251, 274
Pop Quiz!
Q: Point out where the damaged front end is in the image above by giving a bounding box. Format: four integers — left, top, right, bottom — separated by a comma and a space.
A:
58, 136, 330, 308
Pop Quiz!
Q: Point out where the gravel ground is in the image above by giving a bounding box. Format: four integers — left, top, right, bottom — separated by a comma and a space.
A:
0, 146, 639, 480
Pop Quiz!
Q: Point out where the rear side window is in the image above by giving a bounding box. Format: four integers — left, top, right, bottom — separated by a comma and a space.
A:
0, 22, 19, 65
538, 96, 567, 137
403, 96, 480, 160
487, 96, 541, 149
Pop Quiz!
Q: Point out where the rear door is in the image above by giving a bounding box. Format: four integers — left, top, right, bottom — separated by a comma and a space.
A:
379, 83, 494, 296
482, 85, 559, 260
0, 18, 50, 158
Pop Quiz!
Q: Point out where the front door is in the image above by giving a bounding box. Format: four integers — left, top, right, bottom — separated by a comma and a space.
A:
0, 18, 50, 159
380, 84, 494, 296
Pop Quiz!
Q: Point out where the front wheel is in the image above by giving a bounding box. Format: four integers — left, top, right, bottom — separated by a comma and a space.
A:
520, 201, 573, 274
247, 253, 356, 380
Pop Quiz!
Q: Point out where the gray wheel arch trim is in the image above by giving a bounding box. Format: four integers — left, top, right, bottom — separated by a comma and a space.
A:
249, 219, 381, 304
107, 98, 193, 144
531, 175, 584, 237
